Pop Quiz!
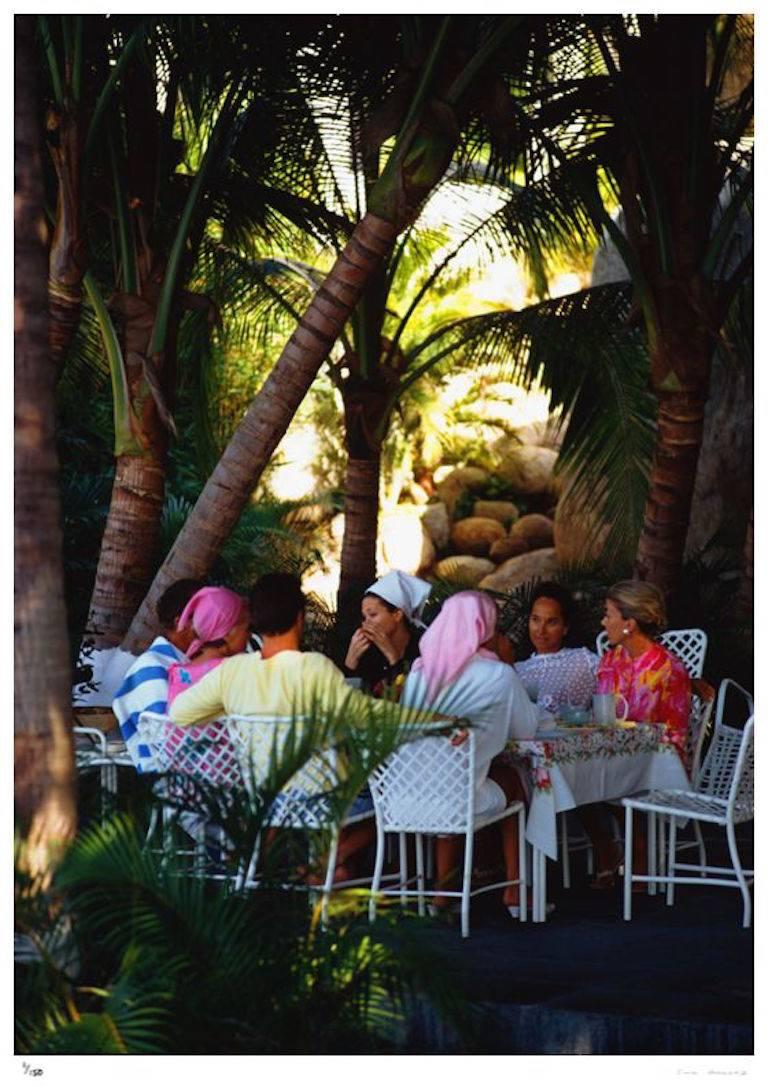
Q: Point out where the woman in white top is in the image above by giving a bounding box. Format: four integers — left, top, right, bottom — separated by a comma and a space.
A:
402, 590, 539, 918
513, 582, 599, 715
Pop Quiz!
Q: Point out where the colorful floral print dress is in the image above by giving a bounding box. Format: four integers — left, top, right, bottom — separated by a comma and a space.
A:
596, 642, 691, 767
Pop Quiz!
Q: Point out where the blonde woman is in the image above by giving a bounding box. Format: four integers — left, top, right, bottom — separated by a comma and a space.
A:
583, 579, 691, 890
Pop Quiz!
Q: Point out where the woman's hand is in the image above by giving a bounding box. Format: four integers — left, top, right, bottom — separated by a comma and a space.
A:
360, 619, 400, 664
344, 628, 371, 671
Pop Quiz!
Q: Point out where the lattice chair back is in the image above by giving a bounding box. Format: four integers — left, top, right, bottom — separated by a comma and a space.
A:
686, 691, 714, 779
135, 712, 243, 789
595, 628, 707, 678
225, 714, 341, 829
368, 732, 475, 835
695, 716, 752, 811
658, 629, 707, 678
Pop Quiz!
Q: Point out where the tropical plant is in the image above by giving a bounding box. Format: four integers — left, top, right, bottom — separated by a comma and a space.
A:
15, 13, 77, 878
39, 14, 344, 650
15, 700, 482, 1055
124, 13, 593, 650
521, 13, 753, 591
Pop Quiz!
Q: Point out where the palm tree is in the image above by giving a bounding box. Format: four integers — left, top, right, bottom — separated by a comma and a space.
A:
529, 14, 753, 591
41, 16, 344, 650
123, 13, 584, 650
15, 14, 77, 877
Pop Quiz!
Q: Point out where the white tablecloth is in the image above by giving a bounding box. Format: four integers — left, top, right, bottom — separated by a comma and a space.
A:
502, 723, 690, 860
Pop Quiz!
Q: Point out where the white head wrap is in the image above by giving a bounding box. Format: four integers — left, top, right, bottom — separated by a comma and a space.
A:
365, 571, 432, 628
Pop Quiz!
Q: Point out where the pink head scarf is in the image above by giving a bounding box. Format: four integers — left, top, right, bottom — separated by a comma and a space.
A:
177, 586, 248, 658
412, 590, 499, 701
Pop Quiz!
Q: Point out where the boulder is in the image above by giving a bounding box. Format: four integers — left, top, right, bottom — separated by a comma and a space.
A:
450, 516, 506, 557
436, 466, 489, 515
421, 501, 451, 549
478, 548, 558, 593
380, 505, 435, 575
514, 415, 567, 451
434, 556, 496, 586
496, 445, 558, 495
473, 499, 520, 525
489, 534, 529, 563
509, 513, 555, 549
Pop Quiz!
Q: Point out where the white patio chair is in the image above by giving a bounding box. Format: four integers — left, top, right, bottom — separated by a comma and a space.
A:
622, 697, 754, 927
367, 731, 527, 938
73, 724, 135, 821
595, 628, 707, 678
135, 712, 243, 878
225, 714, 379, 922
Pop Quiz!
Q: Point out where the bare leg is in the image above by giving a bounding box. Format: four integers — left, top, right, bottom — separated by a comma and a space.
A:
488, 761, 526, 907
579, 803, 622, 885
434, 836, 462, 908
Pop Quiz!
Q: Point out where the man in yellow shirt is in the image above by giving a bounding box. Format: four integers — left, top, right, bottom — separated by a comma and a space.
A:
169, 572, 438, 880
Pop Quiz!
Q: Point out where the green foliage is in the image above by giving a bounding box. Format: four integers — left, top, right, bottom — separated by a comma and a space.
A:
16, 700, 480, 1055
452, 473, 528, 522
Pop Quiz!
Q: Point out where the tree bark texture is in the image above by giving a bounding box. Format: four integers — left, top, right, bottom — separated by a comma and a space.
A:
84, 289, 170, 649
46, 98, 85, 379
336, 377, 394, 628
84, 453, 167, 648
123, 211, 399, 651
337, 454, 382, 630
14, 14, 77, 872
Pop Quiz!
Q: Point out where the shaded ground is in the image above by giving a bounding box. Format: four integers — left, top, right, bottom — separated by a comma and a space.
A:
401, 826, 754, 1055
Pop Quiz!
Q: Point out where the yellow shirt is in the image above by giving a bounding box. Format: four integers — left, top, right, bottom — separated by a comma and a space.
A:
169, 649, 431, 732
168, 650, 435, 795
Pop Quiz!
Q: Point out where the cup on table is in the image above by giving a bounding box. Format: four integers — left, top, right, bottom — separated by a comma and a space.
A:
592, 692, 629, 726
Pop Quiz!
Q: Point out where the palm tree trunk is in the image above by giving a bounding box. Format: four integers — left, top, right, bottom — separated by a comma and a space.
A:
338, 454, 382, 624
84, 453, 167, 648
14, 13, 76, 875
47, 99, 85, 378
336, 379, 393, 628
635, 341, 711, 593
123, 211, 398, 652
83, 292, 170, 649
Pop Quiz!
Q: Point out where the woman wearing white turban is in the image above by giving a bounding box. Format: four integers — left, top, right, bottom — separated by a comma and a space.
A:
343, 570, 432, 696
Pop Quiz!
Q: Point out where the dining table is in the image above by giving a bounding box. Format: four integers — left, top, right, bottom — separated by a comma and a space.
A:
500, 721, 690, 922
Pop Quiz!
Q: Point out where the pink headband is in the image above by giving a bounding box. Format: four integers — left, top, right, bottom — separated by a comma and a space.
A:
178, 586, 248, 658
412, 590, 499, 701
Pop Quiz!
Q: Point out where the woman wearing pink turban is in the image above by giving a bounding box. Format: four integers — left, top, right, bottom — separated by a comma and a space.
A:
402, 591, 540, 919
167, 586, 250, 703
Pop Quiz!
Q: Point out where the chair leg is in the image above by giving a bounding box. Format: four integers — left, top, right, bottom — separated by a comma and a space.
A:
666, 819, 677, 906
560, 812, 571, 890
623, 806, 633, 921
648, 811, 657, 895
399, 832, 408, 908
694, 820, 707, 877
321, 832, 340, 925
657, 815, 666, 893
369, 823, 386, 923
415, 833, 426, 917
517, 809, 527, 924
726, 822, 752, 928
460, 833, 474, 939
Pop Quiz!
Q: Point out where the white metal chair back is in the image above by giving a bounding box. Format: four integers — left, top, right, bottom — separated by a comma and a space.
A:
696, 717, 754, 819
368, 732, 475, 835
595, 627, 707, 678
686, 692, 714, 780
225, 714, 340, 828
135, 712, 243, 788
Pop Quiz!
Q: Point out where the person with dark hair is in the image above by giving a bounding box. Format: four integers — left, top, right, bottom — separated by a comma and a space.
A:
513, 582, 599, 715
343, 571, 431, 696
112, 577, 204, 769
170, 571, 436, 882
